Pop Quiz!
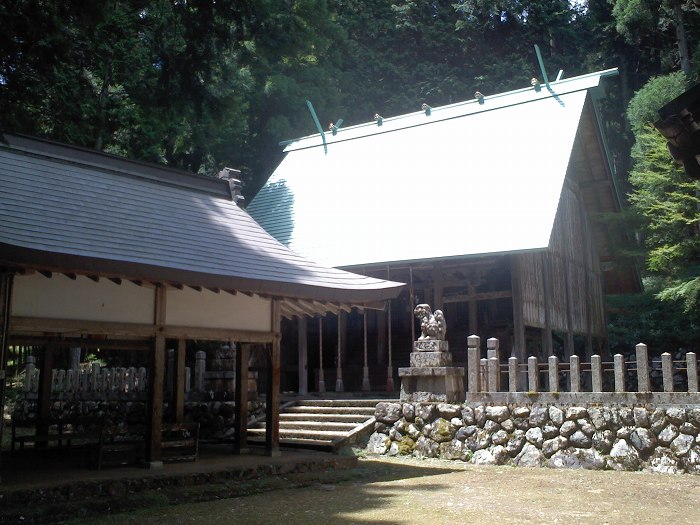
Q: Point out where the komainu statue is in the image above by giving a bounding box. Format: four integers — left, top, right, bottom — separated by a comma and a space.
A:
414, 304, 447, 341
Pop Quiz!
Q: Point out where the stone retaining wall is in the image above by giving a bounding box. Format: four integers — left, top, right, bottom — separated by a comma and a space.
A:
367, 402, 700, 474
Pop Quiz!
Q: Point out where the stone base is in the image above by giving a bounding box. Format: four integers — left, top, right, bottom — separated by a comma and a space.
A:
413, 340, 449, 352
398, 366, 465, 403
410, 351, 452, 367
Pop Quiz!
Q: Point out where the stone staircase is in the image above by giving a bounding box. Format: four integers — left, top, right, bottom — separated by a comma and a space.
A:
247, 398, 394, 451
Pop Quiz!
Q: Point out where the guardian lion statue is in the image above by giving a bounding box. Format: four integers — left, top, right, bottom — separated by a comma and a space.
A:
414, 304, 447, 341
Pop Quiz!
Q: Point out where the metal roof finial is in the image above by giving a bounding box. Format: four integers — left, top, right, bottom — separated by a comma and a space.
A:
374, 113, 383, 126
474, 91, 485, 104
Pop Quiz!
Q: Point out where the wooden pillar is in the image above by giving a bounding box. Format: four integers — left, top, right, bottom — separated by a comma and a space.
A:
233, 343, 250, 454
297, 317, 308, 395
362, 310, 370, 391
541, 252, 554, 357
580, 205, 595, 359
376, 311, 387, 365
0, 272, 13, 482
174, 338, 185, 423
146, 284, 166, 468
37, 341, 56, 441
386, 299, 394, 391
409, 267, 416, 343
563, 259, 575, 358
317, 317, 325, 392
433, 263, 444, 311
265, 300, 281, 456
510, 255, 526, 362
335, 312, 344, 392
468, 282, 478, 336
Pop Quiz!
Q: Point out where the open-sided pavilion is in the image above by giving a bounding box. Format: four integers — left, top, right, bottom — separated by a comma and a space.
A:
0, 133, 403, 479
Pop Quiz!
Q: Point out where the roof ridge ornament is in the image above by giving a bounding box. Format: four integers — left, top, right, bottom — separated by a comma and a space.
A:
305, 100, 328, 154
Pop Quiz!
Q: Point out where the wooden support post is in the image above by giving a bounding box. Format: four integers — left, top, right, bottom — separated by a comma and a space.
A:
510, 256, 526, 363
614, 354, 625, 393
146, 334, 165, 467
433, 263, 444, 311
362, 311, 370, 392
174, 338, 185, 423
386, 299, 394, 392
318, 317, 325, 393
580, 202, 595, 358
563, 260, 575, 358
376, 310, 387, 365
234, 343, 250, 454
636, 343, 650, 392
335, 312, 344, 392
36, 341, 56, 444
297, 317, 308, 395
541, 253, 554, 357
409, 267, 416, 343
468, 283, 478, 337
146, 284, 166, 468
266, 300, 281, 456
0, 272, 13, 482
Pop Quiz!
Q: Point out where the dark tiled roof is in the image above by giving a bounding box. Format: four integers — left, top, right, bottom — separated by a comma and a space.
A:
0, 134, 403, 304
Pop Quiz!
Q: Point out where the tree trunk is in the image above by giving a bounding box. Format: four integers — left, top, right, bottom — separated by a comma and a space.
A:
672, 1, 691, 76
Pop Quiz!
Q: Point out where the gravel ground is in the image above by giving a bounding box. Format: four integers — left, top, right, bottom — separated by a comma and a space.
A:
64, 455, 700, 525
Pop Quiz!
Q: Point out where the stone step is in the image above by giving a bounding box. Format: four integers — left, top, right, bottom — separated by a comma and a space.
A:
280, 413, 370, 423
292, 399, 391, 407
247, 427, 349, 440
247, 436, 334, 449
278, 421, 358, 432
285, 406, 376, 415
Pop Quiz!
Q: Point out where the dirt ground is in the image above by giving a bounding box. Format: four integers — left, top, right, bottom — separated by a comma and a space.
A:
63, 455, 700, 525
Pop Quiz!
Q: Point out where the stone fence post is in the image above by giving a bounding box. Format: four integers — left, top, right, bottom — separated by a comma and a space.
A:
548, 355, 558, 393
688, 352, 698, 393
487, 338, 500, 391
662, 353, 673, 393
570, 355, 580, 393
467, 335, 480, 393
591, 355, 602, 392
508, 356, 518, 393
636, 343, 650, 392
527, 356, 538, 392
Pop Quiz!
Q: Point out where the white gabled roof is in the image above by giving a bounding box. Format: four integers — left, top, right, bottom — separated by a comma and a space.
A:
249, 70, 615, 268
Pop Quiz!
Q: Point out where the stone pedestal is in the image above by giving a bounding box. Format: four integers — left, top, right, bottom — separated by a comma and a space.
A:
399, 339, 465, 402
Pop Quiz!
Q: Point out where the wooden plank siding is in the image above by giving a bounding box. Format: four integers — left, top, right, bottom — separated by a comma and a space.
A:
519, 184, 605, 338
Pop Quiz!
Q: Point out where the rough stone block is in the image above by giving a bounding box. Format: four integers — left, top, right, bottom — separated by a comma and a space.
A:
409, 351, 452, 367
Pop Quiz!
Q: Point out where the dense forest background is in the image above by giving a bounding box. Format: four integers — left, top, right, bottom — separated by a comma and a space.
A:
1, 0, 699, 351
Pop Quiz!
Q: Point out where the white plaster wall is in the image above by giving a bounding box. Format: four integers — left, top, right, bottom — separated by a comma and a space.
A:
165, 287, 271, 331
12, 273, 155, 323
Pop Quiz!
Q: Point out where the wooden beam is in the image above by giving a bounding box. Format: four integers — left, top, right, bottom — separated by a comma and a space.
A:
10, 317, 276, 343
108, 278, 122, 285
8, 335, 151, 351
442, 290, 513, 303
187, 285, 202, 292
86, 275, 100, 282
265, 300, 281, 456
233, 343, 250, 454
205, 287, 220, 294
39, 271, 52, 279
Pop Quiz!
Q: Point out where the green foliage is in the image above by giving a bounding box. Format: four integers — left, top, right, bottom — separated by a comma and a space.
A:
626, 75, 700, 319
626, 72, 688, 134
